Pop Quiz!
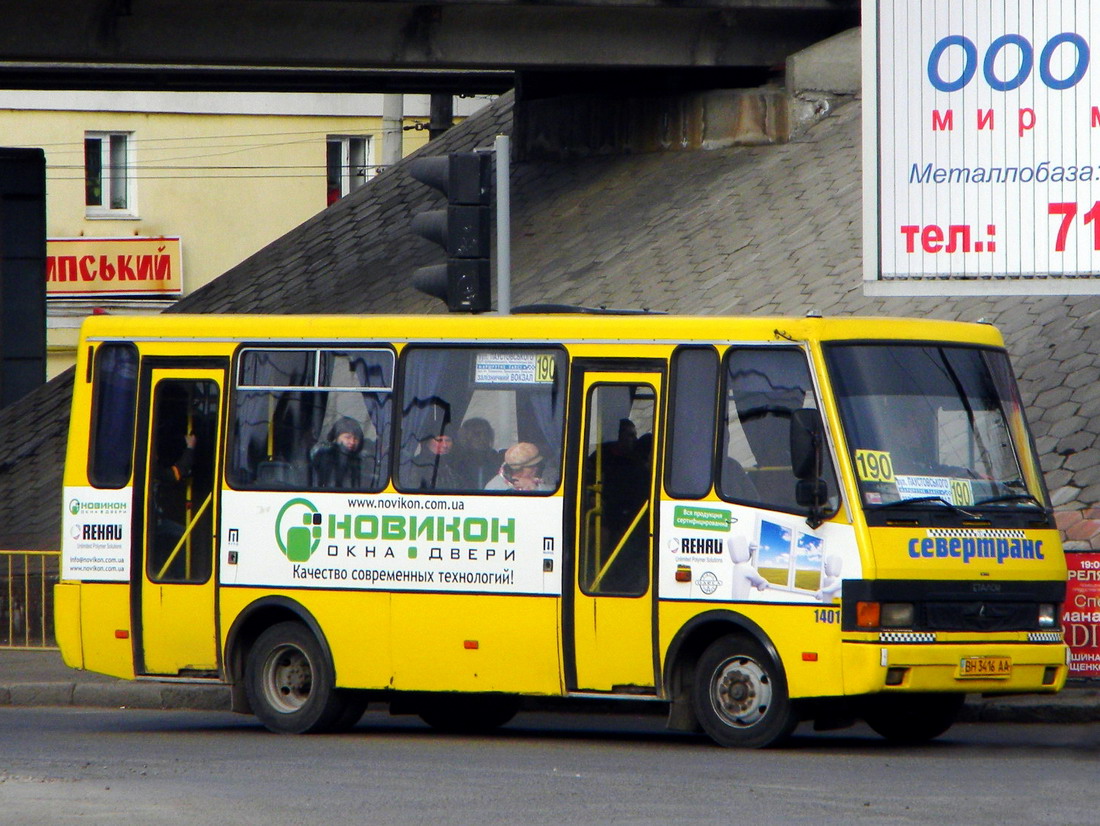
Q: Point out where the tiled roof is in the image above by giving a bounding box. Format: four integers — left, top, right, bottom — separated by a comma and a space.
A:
4, 91, 1100, 549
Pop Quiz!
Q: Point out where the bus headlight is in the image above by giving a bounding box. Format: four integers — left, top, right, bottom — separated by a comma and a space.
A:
880, 602, 915, 628
1037, 603, 1059, 628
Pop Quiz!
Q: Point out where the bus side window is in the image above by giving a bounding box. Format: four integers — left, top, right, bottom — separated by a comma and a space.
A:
665, 346, 719, 499
230, 349, 314, 489
720, 347, 839, 514
227, 348, 393, 492
396, 347, 566, 494
310, 350, 393, 492
88, 342, 139, 488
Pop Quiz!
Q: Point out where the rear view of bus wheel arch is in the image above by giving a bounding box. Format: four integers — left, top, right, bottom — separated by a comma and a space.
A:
244, 621, 362, 734
692, 634, 798, 748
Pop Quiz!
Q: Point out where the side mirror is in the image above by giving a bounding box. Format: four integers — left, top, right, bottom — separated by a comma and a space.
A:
790, 408, 824, 480
790, 409, 828, 528
796, 478, 828, 508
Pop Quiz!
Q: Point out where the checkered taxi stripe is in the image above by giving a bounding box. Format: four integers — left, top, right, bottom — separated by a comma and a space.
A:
879, 631, 937, 643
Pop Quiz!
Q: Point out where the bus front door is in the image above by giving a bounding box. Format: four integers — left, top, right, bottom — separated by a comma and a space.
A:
568, 368, 661, 693
133, 362, 225, 677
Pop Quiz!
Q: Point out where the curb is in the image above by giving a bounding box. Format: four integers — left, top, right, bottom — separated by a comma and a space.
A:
961, 690, 1100, 724
0, 681, 231, 711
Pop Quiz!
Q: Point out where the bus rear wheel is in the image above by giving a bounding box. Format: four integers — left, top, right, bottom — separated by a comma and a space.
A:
245, 621, 350, 734
692, 634, 797, 748
863, 693, 964, 744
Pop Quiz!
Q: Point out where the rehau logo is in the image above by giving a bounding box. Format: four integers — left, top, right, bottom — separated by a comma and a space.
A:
80, 524, 123, 541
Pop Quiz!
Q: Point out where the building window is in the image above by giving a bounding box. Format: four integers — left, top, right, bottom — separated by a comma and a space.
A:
326, 136, 371, 205
84, 132, 134, 216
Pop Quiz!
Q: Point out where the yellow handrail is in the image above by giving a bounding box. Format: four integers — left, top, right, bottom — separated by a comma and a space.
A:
155, 492, 213, 581
590, 501, 648, 592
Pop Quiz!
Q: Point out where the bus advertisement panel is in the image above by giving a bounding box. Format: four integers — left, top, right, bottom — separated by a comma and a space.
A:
220, 491, 563, 595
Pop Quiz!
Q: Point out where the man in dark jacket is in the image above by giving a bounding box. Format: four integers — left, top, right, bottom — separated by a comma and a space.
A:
310, 417, 369, 489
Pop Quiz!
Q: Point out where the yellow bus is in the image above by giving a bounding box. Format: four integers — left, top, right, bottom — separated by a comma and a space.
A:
55, 313, 1068, 747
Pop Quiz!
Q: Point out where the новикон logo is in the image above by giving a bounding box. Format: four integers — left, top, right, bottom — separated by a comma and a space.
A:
275, 498, 322, 562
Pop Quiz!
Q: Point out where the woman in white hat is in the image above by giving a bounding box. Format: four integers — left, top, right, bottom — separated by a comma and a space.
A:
485, 442, 550, 491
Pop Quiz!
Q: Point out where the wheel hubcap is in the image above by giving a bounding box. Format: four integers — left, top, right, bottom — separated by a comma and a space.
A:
710, 655, 772, 728
263, 643, 313, 713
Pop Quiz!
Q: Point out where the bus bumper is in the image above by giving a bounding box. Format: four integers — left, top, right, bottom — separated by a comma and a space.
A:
54, 582, 83, 670
840, 640, 1069, 695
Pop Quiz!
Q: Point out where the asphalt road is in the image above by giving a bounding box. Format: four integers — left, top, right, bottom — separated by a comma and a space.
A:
1, 707, 1097, 825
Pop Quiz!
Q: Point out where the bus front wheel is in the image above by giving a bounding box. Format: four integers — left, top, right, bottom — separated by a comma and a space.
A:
692, 634, 797, 748
245, 621, 351, 734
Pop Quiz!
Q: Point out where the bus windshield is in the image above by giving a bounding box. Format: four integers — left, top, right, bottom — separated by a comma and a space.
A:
824, 343, 1047, 514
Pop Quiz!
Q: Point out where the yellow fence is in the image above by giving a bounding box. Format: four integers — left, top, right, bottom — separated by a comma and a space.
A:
1, 550, 59, 649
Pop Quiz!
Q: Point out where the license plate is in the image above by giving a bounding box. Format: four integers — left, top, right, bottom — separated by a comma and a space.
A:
956, 656, 1012, 679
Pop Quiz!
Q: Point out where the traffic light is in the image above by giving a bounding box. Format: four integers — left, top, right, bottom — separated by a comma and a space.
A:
408, 151, 492, 313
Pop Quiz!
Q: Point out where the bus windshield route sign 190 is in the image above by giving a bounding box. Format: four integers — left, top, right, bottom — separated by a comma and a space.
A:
862, 0, 1100, 295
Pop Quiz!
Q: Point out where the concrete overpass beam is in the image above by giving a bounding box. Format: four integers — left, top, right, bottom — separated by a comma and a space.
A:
0, 1, 857, 71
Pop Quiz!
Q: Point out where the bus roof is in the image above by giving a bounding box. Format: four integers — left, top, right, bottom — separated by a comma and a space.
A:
78, 313, 1006, 348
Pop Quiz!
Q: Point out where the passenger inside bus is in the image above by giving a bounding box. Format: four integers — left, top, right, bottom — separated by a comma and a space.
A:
591, 418, 649, 541
580, 405, 653, 596
407, 430, 462, 490
153, 431, 197, 557
148, 378, 218, 583
485, 442, 551, 491
309, 416, 372, 489
452, 417, 503, 489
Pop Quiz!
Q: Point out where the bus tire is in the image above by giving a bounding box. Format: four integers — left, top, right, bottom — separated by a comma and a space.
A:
692, 634, 797, 748
329, 693, 369, 733
863, 693, 963, 744
418, 693, 519, 733
245, 621, 348, 734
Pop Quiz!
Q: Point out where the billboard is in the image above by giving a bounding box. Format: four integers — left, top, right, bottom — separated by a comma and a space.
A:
1064, 551, 1100, 679
46, 237, 182, 298
863, 1, 1100, 294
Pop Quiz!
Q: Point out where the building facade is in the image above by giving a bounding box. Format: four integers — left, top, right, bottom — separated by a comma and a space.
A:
0, 90, 488, 377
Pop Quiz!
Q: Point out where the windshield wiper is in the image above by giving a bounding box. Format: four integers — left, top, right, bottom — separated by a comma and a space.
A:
865, 496, 978, 518
972, 493, 1045, 508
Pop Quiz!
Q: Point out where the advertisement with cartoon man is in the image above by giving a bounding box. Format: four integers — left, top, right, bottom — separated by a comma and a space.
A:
659, 502, 861, 603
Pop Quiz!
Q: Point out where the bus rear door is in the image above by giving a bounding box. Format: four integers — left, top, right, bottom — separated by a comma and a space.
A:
133, 360, 226, 676
567, 364, 662, 693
